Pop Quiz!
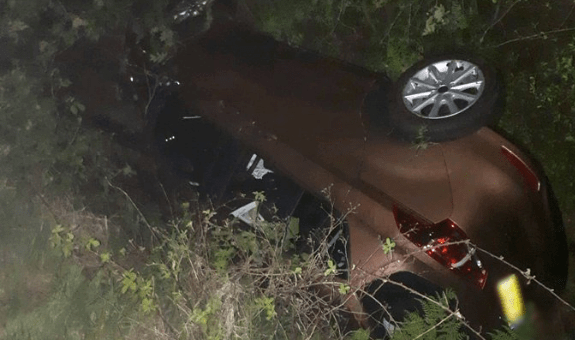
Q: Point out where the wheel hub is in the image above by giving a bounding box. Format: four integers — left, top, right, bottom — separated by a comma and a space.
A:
402, 60, 485, 119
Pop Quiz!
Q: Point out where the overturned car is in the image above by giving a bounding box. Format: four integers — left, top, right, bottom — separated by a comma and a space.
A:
141, 15, 569, 337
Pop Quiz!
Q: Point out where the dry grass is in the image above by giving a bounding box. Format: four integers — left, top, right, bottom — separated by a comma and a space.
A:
0, 195, 361, 339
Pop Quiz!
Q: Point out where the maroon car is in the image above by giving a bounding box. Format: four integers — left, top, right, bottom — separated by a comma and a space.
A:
144, 16, 569, 337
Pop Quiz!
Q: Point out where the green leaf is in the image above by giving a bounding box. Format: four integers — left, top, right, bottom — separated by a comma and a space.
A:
338, 283, 350, 295
150, 52, 168, 64
52, 224, 64, 234
121, 270, 138, 294
159, 28, 174, 46
346, 328, 370, 340
86, 238, 100, 251
72, 16, 87, 29
202, 209, 216, 220
59, 78, 72, 88
138, 279, 153, 299
100, 252, 111, 263
255, 296, 277, 320
253, 191, 266, 202
287, 216, 299, 240
121, 164, 136, 176
141, 297, 156, 313
324, 259, 337, 276
9, 20, 29, 32
62, 234, 74, 258
159, 263, 170, 279
382, 237, 396, 254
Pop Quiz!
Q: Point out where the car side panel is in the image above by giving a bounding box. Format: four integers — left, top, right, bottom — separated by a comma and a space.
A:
441, 127, 568, 291
360, 138, 453, 223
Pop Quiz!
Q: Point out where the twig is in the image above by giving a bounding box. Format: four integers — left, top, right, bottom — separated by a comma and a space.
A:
475, 246, 575, 312
394, 236, 575, 313
379, 7, 404, 43
106, 178, 159, 242
480, 0, 521, 44
414, 313, 454, 339
158, 182, 174, 221
34, 191, 61, 225
144, 69, 159, 117
328, 0, 349, 37
491, 27, 575, 48
560, 2, 575, 28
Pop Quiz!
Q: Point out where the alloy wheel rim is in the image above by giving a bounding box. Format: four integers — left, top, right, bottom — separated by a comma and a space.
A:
402, 60, 485, 119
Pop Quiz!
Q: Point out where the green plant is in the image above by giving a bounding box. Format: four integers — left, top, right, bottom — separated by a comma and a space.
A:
381, 237, 396, 255
254, 296, 277, 321
346, 328, 371, 340
412, 125, 437, 152
324, 258, 338, 276
49, 224, 75, 258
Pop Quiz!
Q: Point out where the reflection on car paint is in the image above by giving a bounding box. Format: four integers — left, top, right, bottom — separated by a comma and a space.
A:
501, 145, 540, 192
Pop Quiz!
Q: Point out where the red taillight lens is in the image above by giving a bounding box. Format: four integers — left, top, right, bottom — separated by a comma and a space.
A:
501, 146, 540, 192
393, 206, 488, 289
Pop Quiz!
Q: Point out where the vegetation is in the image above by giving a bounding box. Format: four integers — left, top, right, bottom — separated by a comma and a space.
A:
1, 0, 574, 339
0, 194, 359, 339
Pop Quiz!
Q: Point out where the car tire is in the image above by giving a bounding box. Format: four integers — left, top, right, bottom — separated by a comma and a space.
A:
388, 56, 503, 142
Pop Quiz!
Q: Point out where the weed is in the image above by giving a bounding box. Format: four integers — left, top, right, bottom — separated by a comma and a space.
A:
381, 237, 396, 255
412, 125, 436, 152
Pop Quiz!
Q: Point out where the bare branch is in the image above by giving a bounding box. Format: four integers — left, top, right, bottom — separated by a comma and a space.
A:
491, 27, 575, 48
480, 0, 522, 44
475, 246, 575, 312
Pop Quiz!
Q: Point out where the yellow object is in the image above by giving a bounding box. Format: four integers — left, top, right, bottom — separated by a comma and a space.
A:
497, 274, 525, 327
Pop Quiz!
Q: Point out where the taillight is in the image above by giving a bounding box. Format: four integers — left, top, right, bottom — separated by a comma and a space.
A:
393, 206, 488, 289
501, 145, 540, 192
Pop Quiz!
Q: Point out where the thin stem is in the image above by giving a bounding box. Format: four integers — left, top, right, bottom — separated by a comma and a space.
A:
414, 313, 454, 339
475, 246, 575, 312
491, 27, 575, 48
480, 0, 521, 44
